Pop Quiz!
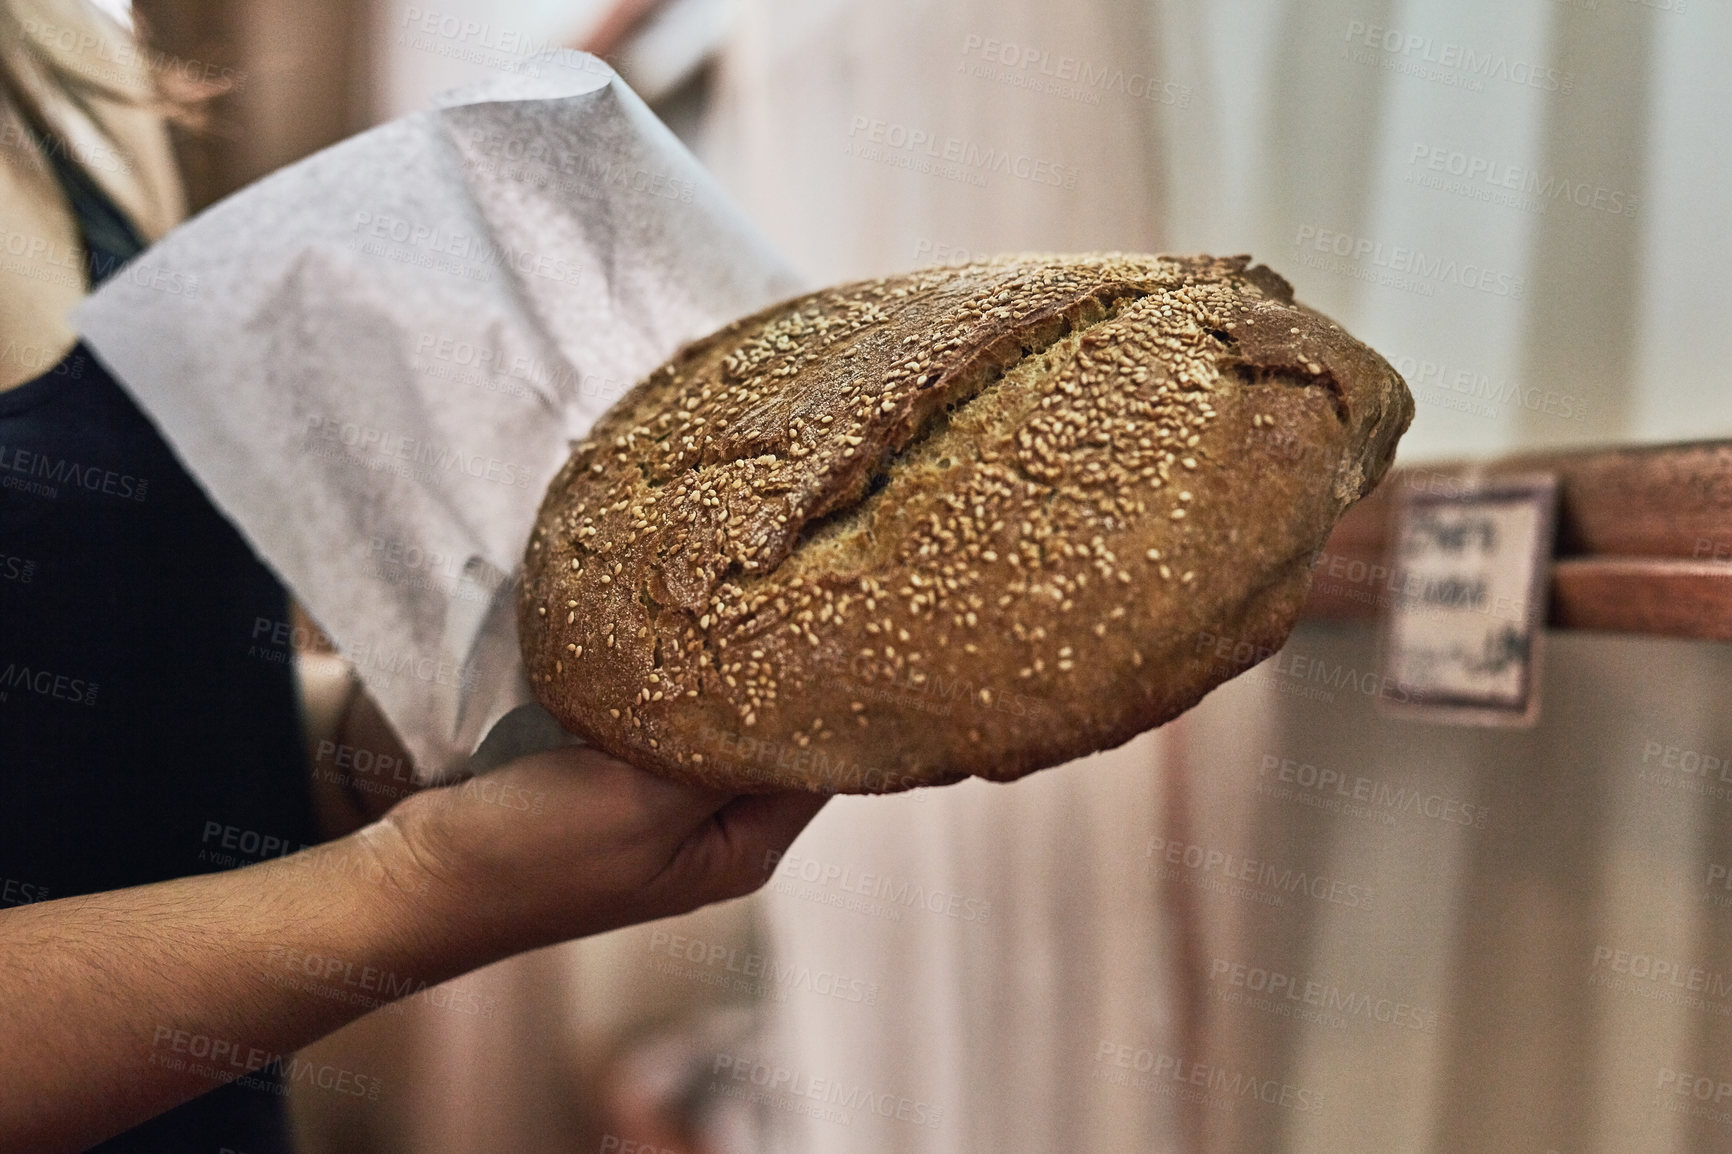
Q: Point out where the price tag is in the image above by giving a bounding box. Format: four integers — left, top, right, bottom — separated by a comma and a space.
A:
1377, 473, 1559, 726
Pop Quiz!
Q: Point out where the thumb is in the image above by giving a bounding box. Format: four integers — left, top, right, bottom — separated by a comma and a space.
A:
672, 791, 832, 904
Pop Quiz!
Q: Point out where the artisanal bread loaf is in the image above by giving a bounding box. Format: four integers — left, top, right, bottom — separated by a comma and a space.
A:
521, 255, 1412, 792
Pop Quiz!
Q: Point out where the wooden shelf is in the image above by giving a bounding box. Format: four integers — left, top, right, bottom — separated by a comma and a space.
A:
1301, 441, 1732, 641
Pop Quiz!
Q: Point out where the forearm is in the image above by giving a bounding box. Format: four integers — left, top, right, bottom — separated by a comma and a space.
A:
0, 823, 457, 1154
0, 748, 827, 1152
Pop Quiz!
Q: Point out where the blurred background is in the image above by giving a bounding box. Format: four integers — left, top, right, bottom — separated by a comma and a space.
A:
50, 0, 1732, 1149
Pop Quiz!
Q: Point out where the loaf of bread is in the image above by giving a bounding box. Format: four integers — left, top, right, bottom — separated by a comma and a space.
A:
520, 255, 1412, 792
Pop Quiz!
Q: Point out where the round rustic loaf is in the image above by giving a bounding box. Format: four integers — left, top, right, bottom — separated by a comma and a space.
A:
521, 254, 1412, 793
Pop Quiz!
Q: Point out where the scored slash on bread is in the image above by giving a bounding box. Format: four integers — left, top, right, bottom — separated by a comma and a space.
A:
521, 254, 1413, 792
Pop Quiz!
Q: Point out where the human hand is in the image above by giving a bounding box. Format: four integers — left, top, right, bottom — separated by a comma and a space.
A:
0, 738, 820, 1152
361, 746, 829, 968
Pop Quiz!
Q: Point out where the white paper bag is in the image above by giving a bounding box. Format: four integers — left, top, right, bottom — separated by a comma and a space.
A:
78, 51, 801, 781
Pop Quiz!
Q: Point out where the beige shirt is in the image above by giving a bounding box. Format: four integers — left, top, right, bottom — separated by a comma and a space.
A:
0, 0, 183, 390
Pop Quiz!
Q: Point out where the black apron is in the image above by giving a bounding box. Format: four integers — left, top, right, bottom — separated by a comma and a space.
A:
1, 124, 318, 1154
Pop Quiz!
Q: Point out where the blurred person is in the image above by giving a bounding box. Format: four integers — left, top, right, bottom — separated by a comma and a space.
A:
0, 4, 827, 1151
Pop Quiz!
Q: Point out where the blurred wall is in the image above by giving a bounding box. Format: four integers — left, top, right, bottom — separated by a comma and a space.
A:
132, 0, 373, 210
696, 1, 1732, 1152
1154, 3, 1732, 1151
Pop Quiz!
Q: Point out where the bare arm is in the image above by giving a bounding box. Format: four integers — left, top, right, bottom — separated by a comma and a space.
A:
0, 747, 827, 1153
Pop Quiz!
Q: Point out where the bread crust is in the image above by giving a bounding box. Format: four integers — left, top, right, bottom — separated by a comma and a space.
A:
521, 255, 1412, 793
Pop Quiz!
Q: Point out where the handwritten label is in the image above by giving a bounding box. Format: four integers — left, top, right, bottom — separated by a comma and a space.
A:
1378, 474, 1558, 726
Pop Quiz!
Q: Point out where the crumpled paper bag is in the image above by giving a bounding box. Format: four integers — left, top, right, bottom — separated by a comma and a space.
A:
78, 51, 801, 781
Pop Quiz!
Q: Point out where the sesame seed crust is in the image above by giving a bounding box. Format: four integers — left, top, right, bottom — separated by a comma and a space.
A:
520, 254, 1412, 793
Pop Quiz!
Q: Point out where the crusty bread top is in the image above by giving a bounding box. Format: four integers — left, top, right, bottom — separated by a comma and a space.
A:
522, 254, 1411, 791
